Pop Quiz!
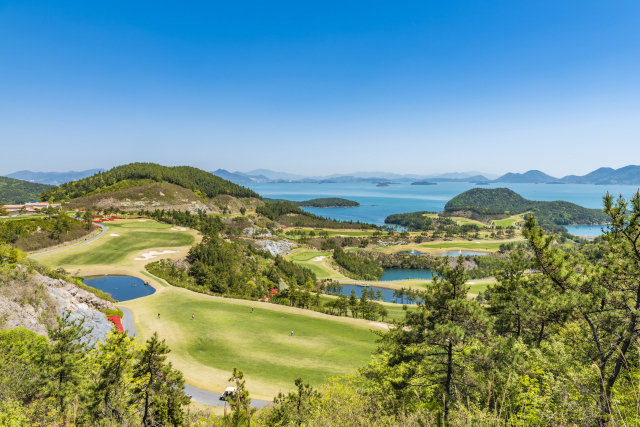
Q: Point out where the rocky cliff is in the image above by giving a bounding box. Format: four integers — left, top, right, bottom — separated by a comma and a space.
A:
0, 267, 116, 345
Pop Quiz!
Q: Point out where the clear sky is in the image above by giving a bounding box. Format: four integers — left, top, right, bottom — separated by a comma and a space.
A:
1, 1, 639, 177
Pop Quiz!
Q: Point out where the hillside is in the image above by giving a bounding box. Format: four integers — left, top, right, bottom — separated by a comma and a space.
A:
444, 188, 609, 229
4, 169, 106, 185
492, 170, 558, 183
62, 181, 262, 214
558, 165, 640, 184
429, 175, 490, 183
0, 176, 53, 204
40, 163, 260, 203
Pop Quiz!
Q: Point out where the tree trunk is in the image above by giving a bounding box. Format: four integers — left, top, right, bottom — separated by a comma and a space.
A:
444, 341, 453, 421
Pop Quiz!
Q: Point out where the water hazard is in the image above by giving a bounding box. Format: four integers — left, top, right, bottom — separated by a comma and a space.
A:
83, 276, 155, 302
331, 284, 421, 304
380, 268, 435, 281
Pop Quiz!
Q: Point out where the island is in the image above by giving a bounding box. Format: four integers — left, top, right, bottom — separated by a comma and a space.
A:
376, 183, 390, 187
411, 181, 437, 185
262, 197, 360, 208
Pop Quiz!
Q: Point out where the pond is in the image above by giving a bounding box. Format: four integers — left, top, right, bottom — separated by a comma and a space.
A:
331, 284, 422, 304
440, 251, 488, 257
380, 268, 435, 281
82, 276, 155, 302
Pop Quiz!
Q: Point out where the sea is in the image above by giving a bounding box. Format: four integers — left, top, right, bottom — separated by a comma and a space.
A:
245, 182, 640, 236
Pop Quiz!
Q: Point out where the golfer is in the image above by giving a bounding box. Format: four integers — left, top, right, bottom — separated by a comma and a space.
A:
158, 313, 160, 318
291, 330, 294, 336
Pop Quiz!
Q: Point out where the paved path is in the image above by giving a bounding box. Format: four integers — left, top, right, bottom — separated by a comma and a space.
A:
118, 306, 271, 409
29, 224, 108, 258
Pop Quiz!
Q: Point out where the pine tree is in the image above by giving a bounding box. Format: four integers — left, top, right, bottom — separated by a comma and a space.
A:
368, 256, 486, 421
225, 368, 256, 427
40, 313, 90, 419
132, 332, 189, 426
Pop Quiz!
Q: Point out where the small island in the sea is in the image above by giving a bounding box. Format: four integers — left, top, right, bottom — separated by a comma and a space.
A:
411, 181, 437, 185
376, 182, 390, 187
263, 197, 360, 207
474, 182, 489, 185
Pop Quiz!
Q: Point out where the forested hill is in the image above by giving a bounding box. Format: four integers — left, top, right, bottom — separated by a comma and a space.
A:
263, 197, 360, 207
0, 176, 53, 204
40, 163, 260, 202
445, 188, 609, 226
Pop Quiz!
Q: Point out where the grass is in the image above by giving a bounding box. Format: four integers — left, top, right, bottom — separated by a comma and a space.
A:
36, 219, 198, 276
493, 215, 524, 228
121, 287, 379, 399
285, 250, 350, 280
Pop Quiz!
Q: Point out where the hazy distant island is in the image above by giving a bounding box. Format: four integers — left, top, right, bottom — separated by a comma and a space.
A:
376, 183, 390, 187
411, 181, 437, 185
263, 197, 360, 208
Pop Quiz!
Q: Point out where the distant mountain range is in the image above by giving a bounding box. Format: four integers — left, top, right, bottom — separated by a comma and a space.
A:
492, 165, 640, 185
212, 169, 498, 184
4, 169, 106, 185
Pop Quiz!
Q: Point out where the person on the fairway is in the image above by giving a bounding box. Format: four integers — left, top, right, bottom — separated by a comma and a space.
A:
291, 330, 294, 336
251, 307, 254, 313
158, 313, 160, 319
192, 314, 194, 320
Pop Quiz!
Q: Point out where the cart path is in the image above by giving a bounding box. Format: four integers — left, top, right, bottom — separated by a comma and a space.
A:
29, 224, 108, 258
119, 307, 271, 409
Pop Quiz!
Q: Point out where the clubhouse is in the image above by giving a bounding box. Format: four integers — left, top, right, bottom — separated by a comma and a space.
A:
2, 201, 61, 217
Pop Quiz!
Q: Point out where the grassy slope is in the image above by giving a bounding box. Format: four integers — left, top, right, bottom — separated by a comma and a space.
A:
120, 287, 379, 399
36, 219, 198, 278
286, 250, 351, 280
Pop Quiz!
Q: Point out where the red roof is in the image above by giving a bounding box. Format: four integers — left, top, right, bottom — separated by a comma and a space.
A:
271, 289, 278, 294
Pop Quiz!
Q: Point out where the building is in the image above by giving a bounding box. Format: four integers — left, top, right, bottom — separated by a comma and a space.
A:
2, 202, 61, 217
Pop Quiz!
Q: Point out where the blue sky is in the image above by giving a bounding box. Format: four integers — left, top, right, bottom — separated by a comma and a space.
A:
1, 1, 639, 177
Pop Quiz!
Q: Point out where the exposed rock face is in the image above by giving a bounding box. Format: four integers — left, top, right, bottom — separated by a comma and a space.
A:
0, 270, 116, 346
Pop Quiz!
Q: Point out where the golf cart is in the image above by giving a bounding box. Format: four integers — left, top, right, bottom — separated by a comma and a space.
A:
219, 387, 237, 401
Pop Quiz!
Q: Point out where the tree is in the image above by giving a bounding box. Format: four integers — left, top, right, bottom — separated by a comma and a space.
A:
348, 289, 359, 318
82, 210, 94, 230
367, 256, 486, 421
40, 313, 90, 419
0, 204, 8, 217
523, 192, 640, 425
266, 377, 320, 426
225, 367, 256, 427
488, 248, 567, 345
87, 331, 140, 425
132, 332, 189, 426
240, 207, 246, 216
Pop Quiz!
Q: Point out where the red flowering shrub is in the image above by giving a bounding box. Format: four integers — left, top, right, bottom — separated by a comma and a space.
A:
107, 315, 124, 333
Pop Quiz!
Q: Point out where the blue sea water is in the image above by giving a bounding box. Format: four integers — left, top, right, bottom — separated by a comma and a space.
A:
83, 276, 155, 302
246, 182, 638, 235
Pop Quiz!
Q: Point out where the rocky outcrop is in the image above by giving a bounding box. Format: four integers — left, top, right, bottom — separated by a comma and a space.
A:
0, 269, 116, 346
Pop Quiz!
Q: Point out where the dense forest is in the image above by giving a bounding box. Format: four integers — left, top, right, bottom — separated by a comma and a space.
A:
0, 176, 53, 204
445, 188, 609, 225
0, 213, 95, 252
384, 211, 437, 230
263, 197, 360, 207
39, 163, 260, 202
332, 247, 384, 280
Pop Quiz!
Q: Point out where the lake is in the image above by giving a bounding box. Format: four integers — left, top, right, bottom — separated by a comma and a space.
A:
246, 182, 639, 229
380, 268, 435, 281
83, 276, 155, 302
335, 284, 420, 304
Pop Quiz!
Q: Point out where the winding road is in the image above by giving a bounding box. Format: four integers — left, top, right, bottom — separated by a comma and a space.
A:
119, 307, 272, 409
29, 224, 108, 258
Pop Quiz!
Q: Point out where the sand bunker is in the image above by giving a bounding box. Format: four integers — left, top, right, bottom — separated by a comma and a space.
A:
135, 250, 178, 261
311, 256, 326, 262
171, 227, 187, 231
138, 220, 147, 222
110, 234, 120, 236
467, 281, 476, 285
369, 322, 390, 329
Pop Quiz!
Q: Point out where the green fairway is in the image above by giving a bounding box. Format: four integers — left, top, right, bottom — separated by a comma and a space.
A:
468, 281, 494, 295
493, 215, 523, 227
286, 250, 350, 280
36, 219, 199, 279
122, 287, 379, 399
416, 241, 514, 251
